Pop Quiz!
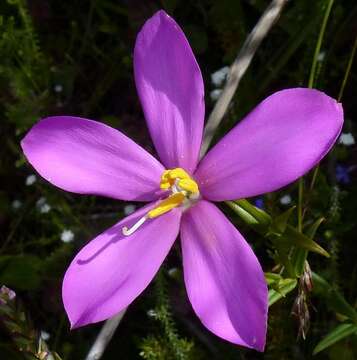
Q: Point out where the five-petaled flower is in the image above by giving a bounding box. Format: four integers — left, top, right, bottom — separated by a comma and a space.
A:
21, 10, 343, 352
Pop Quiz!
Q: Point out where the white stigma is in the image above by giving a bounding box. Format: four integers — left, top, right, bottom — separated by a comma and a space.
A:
122, 215, 147, 236
172, 179, 200, 201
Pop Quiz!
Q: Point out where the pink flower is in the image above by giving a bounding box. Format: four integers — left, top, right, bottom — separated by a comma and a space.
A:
21, 10, 343, 351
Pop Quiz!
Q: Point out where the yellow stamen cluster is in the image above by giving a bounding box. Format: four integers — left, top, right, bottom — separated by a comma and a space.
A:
122, 168, 200, 236
148, 193, 185, 218
160, 168, 199, 194
148, 168, 199, 219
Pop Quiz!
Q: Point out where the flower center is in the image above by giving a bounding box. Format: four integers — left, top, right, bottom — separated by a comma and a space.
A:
122, 168, 200, 236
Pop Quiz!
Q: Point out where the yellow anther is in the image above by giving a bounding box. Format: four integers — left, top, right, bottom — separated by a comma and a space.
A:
123, 168, 200, 236
159, 181, 171, 190
159, 167, 198, 194
166, 168, 190, 180
160, 170, 171, 182
148, 193, 185, 218
177, 178, 199, 193
160, 169, 175, 189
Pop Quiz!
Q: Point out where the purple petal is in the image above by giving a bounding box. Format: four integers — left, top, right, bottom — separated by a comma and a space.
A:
195, 88, 343, 201
21, 116, 165, 201
63, 203, 181, 328
134, 10, 204, 173
181, 200, 267, 351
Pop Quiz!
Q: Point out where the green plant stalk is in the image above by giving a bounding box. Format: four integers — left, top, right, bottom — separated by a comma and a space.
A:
292, 217, 325, 276
298, 0, 335, 232
226, 200, 329, 258
337, 34, 357, 102
308, 0, 335, 88
297, 179, 304, 232
0, 286, 62, 359
312, 272, 357, 323
299, 9, 356, 259
258, 19, 316, 93
297, 3, 355, 278
313, 323, 357, 355
268, 278, 297, 306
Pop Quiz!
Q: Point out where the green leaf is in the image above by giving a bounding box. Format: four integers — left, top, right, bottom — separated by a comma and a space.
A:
292, 249, 308, 277
313, 323, 357, 355
0, 255, 42, 290
270, 206, 296, 234
236, 199, 272, 225
227, 200, 329, 257
226, 199, 271, 234
265, 272, 282, 285
312, 272, 357, 323
227, 200, 259, 227
268, 278, 297, 306
280, 226, 330, 258
306, 217, 325, 239
292, 217, 325, 276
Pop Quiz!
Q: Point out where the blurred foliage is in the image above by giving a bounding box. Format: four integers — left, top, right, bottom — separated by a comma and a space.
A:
0, 285, 61, 359
1, 0, 357, 359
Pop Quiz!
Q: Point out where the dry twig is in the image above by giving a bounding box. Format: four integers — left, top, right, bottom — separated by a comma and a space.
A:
85, 309, 127, 360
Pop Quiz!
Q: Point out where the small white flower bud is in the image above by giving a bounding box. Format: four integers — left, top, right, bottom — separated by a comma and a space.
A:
280, 194, 292, 205
339, 133, 355, 146
61, 230, 74, 243
25, 174, 37, 186
211, 66, 229, 87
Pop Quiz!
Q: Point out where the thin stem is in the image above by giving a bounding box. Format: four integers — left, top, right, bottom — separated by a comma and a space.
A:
301, 166, 320, 220
309, 166, 320, 192
299, 0, 335, 228
200, 0, 288, 158
338, 34, 357, 102
303, 4, 356, 221
78, 0, 95, 61
85, 309, 127, 360
298, 179, 304, 232
308, 0, 335, 88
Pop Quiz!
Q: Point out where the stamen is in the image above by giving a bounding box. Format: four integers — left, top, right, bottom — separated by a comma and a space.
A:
123, 168, 200, 236
148, 193, 185, 218
122, 215, 147, 236
177, 178, 199, 193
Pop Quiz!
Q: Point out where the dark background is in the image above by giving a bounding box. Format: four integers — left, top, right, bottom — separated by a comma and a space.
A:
0, 0, 356, 359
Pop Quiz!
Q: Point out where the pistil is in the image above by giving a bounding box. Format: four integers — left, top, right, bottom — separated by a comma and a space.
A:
122, 168, 200, 236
